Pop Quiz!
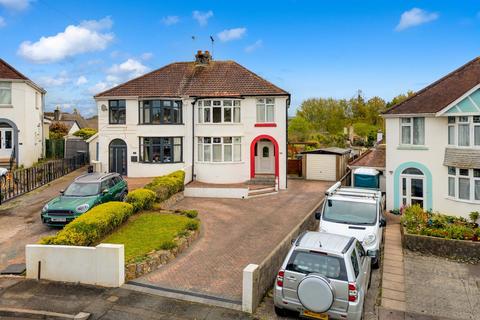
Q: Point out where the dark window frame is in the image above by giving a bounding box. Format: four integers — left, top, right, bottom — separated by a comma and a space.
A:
139, 136, 183, 164
139, 100, 183, 125
109, 100, 126, 124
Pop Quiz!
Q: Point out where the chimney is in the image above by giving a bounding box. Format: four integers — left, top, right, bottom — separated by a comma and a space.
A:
54, 106, 61, 121
195, 50, 212, 66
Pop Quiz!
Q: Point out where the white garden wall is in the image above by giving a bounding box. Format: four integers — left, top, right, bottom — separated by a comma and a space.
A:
25, 243, 125, 287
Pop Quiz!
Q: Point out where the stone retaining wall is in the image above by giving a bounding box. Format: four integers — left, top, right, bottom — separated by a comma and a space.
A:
401, 227, 480, 263
125, 229, 200, 280
157, 192, 184, 210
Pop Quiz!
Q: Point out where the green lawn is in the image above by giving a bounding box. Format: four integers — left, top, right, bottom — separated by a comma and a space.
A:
103, 211, 192, 262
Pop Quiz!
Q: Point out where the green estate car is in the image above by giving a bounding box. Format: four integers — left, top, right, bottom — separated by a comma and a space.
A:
41, 172, 128, 226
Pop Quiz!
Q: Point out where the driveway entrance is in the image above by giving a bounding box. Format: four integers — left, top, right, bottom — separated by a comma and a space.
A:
130, 179, 330, 304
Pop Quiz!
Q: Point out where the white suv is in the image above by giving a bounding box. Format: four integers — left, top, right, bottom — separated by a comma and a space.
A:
316, 182, 386, 268
273, 231, 373, 319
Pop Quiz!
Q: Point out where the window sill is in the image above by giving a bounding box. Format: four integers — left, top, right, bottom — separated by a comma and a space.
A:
138, 161, 184, 165
0, 104, 13, 108
108, 123, 127, 126
445, 196, 480, 204
255, 123, 277, 127
197, 123, 242, 125
397, 145, 429, 151
138, 123, 185, 126
196, 161, 244, 164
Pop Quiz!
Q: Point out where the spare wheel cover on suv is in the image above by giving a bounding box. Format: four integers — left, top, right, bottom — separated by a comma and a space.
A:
297, 274, 334, 313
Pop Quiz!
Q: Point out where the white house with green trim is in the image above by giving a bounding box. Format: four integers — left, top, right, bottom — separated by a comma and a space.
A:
383, 57, 480, 218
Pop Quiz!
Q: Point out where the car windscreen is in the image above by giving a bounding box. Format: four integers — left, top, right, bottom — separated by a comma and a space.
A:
64, 182, 99, 197
323, 199, 377, 225
286, 250, 347, 281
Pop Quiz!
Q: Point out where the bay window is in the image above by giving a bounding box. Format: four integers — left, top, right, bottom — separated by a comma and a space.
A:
447, 116, 480, 147
140, 137, 182, 163
139, 100, 182, 124
256, 98, 275, 123
198, 137, 242, 162
400, 117, 424, 145
109, 100, 126, 124
198, 100, 241, 124
447, 166, 480, 202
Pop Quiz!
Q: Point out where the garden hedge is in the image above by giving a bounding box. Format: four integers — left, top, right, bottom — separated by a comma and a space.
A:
40, 202, 134, 246
125, 188, 156, 212
145, 170, 185, 202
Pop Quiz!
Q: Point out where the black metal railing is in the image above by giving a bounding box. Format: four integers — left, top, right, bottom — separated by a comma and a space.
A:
0, 153, 87, 205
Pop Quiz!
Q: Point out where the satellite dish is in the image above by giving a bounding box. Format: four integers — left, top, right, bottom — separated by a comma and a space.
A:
101, 104, 107, 111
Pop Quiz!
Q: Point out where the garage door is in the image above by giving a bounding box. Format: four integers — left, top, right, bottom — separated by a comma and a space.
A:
306, 154, 336, 181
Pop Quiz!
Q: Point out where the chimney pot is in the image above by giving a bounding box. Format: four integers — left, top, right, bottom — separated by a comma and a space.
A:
195, 50, 212, 66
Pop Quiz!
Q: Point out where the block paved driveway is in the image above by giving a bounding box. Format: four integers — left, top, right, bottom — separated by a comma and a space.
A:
0, 168, 88, 271
134, 179, 330, 303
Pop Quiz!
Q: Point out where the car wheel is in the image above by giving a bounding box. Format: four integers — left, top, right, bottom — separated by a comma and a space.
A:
274, 306, 287, 317
122, 193, 128, 202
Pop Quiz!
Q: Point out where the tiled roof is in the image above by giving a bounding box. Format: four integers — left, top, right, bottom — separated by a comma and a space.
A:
94, 61, 289, 98
443, 148, 480, 169
0, 58, 29, 80
384, 57, 480, 115
349, 145, 386, 169
301, 147, 351, 155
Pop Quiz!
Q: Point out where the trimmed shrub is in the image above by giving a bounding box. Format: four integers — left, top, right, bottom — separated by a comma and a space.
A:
181, 209, 198, 219
145, 170, 185, 202
158, 240, 177, 250
40, 202, 134, 246
125, 188, 156, 212
185, 220, 200, 231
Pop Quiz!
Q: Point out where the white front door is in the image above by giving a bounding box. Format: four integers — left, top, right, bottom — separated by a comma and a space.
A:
255, 141, 274, 174
401, 175, 425, 208
0, 128, 13, 158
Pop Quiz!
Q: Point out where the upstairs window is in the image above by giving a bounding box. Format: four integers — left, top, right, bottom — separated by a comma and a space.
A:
0, 82, 12, 105
447, 116, 480, 147
256, 98, 275, 123
400, 117, 424, 145
140, 100, 182, 124
198, 100, 241, 124
109, 100, 126, 124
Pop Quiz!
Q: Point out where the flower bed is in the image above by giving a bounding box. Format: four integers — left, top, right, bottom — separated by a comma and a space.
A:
401, 206, 480, 263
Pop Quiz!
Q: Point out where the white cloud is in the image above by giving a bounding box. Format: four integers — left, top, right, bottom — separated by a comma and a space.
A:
395, 8, 439, 31
0, 0, 32, 11
88, 82, 108, 95
217, 27, 246, 42
38, 71, 70, 87
193, 10, 213, 26
108, 58, 148, 80
245, 39, 263, 53
0, 16, 5, 28
141, 52, 153, 60
18, 17, 114, 63
76, 76, 88, 85
161, 15, 180, 26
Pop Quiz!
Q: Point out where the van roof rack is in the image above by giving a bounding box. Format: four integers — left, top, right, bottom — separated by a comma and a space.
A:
325, 181, 379, 199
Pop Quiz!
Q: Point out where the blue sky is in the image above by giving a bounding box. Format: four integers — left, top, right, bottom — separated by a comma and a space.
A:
1, 0, 479, 117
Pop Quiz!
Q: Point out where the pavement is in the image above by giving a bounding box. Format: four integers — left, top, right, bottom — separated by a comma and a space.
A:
0, 167, 86, 271
0, 278, 251, 320
134, 180, 330, 303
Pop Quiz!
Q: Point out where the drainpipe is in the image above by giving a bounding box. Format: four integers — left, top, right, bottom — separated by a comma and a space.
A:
286, 94, 291, 189
41, 93, 46, 159
191, 98, 198, 182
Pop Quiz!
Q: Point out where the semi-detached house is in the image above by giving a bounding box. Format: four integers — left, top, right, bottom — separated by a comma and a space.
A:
94, 51, 290, 189
383, 57, 480, 218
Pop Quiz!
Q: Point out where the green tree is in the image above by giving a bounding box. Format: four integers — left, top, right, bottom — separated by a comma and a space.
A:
288, 117, 313, 142
73, 128, 97, 140
49, 122, 69, 139
386, 91, 416, 109
296, 98, 347, 134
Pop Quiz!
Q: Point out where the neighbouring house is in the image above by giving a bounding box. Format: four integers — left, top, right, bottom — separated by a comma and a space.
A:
0, 58, 46, 169
383, 57, 480, 218
301, 147, 351, 181
44, 107, 95, 137
94, 51, 290, 189
348, 144, 386, 192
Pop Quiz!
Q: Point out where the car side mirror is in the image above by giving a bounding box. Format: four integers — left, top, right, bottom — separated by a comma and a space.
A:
315, 210, 321, 220
59, 190, 64, 195
379, 218, 387, 227
367, 250, 378, 258
291, 238, 296, 245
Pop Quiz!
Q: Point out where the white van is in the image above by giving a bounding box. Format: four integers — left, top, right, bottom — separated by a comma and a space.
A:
316, 182, 386, 268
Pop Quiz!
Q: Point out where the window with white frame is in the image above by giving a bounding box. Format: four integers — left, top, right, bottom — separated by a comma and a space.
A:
256, 98, 275, 123
447, 116, 480, 147
197, 137, 241, 162
447, 166, 480, 202
197, 100, 241, 124
0, 82, 12, 105
400, 117, 425, 145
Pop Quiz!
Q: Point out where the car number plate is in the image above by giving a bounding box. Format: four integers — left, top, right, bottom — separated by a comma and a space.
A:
302, 310, 328, 320
50, 217, 66, 222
